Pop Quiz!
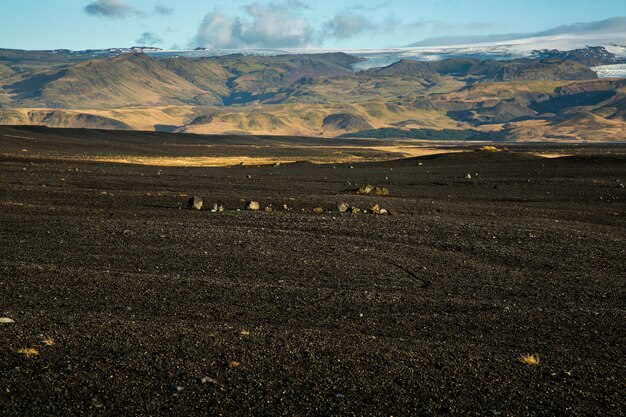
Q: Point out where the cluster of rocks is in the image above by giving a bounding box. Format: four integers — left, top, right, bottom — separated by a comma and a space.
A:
355, 185, 390, 196
187, 196, 225, 212
187, 196, 272, 212
337, 201, 395, 215
187, 196, 395, 216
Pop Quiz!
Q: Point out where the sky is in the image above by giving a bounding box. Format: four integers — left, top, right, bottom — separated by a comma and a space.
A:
0, 0, 625, 50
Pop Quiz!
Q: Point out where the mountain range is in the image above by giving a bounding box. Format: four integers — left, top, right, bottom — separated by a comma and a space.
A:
0, 46, 624, 141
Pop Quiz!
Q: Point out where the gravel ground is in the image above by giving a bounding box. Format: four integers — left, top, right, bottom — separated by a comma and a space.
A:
1, 127, 625, 416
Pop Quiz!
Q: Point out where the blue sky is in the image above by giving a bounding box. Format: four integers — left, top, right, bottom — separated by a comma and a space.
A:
1, 0, 625, 50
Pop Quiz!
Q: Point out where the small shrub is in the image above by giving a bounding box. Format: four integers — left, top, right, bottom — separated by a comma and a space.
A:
519, 353, 540, 366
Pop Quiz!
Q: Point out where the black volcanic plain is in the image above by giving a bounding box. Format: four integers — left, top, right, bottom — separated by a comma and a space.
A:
1, 126, 624, 415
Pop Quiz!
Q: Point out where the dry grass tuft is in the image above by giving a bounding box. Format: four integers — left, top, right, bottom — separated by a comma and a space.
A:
41, 337, 55, 346
519, 353, 540, 366
17, 348, 39, 358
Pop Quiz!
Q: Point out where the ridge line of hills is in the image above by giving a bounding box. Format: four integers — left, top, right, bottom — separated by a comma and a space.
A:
0, 47, 624, 141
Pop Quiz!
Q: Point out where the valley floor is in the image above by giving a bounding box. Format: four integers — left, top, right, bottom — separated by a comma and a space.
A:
0, 127, 625, 415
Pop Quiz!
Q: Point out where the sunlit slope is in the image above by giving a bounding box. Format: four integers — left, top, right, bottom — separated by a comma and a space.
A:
0, 51, 624, 141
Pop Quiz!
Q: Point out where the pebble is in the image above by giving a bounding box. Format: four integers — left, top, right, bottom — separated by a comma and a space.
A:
337, 202, 350, 213
200, 376, 219, 385
464, 173, 472, 179
210, 203, 225, 213
0, 317, 15, 324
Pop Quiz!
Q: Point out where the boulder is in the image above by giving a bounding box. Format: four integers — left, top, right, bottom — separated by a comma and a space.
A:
187, 196, 203, 210
246, 201, 260, 211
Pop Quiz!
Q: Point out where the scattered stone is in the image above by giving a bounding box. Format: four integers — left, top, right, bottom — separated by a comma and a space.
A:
464, 173, 472, 180
387, 207, 398, 216
379, 208, 388, 215
337, 201, 350, 213
356, 185, 390, 196
187, 196, 203, 210
264, 206, 273, 213
246, 201, 260, 211
200, 376, 219, 385
282, 204, 290, 211
210, 203, 225, 213
0, 317, 15, 324
246, 175, 252, 179
273, 162, 281, 167
91, 398, 105, 409
349, 206, 361, 214
619, 183, 625, 189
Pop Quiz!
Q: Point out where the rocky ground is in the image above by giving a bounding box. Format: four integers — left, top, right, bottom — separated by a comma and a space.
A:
0, 127, 625, 416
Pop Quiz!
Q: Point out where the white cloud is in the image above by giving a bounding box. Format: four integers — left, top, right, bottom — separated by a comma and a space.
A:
84, 0, 142, 19
193, 2, 316, 49
154, 4, 174, 16
324, 12, 375, 40
409, 16, 626, 47
85, 1, 174, 19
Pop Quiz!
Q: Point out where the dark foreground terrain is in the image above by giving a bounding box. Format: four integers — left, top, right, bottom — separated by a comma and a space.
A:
1, 127, 625, 416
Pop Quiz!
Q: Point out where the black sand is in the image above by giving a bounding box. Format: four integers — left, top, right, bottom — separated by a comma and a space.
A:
1, 126, 625, 416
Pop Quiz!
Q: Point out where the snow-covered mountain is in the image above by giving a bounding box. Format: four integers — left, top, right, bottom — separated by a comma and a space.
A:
11, 32, 626, 79
136, 30, 626, 77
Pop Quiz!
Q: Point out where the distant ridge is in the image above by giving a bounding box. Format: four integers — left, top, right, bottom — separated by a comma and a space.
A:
0, 48, 624, 141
